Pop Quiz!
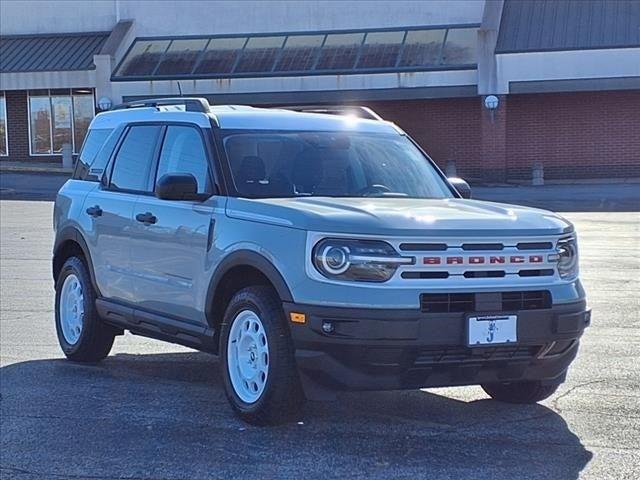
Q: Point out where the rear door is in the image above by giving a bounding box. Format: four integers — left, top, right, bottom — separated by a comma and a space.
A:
83, 124, 162, 303
129, 124, 218, 324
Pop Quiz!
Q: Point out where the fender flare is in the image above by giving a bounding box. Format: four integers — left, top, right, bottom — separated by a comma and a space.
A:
53, 226, 100, 296
205, 250, 294, 317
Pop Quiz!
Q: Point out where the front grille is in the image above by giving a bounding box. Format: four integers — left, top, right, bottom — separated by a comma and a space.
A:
502, 290, 551, 310
420, 290, 551, 313
463, 271, 506, 278
414, 345, 541, 366
399, 243, 447, 251
518, 269, 554, 277
392, 237, 558, 283
420, 293, 474, 313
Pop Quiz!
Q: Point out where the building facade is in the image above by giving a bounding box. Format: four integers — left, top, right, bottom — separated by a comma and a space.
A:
1, 0, 639, 182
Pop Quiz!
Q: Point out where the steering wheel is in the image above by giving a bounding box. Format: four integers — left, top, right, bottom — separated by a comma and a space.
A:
356, 184, 392, 196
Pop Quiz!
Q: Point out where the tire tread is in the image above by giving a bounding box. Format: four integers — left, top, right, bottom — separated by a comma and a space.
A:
55, 256, 115, 363
221, 286, 304, 425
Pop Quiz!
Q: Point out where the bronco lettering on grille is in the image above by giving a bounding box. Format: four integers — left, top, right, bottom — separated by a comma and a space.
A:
423, 255, 544, 265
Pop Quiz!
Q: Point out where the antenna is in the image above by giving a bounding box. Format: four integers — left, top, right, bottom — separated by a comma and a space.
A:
177, 81, 183, 97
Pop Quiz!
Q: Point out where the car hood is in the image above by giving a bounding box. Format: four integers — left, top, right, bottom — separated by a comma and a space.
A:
225, 197, 573, 237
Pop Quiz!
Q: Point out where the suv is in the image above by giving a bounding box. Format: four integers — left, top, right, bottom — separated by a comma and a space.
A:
53, 98, 590, 424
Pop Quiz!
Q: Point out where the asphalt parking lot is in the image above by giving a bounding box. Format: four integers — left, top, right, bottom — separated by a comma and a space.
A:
1, 174, 639, 479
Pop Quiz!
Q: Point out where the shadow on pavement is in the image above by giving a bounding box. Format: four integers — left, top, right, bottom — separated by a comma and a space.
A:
1, 351, 592, 479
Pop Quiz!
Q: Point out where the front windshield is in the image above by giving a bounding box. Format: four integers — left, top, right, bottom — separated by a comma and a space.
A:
222, 130, 454, 199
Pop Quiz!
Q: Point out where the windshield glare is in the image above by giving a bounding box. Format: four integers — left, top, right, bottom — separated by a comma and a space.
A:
222, 130, 454, 199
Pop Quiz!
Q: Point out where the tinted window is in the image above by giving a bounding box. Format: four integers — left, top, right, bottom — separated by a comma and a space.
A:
274, 35, 324, 72
316, 33, 364, 70
194, 37, 246, 74
234, 36, 285, 73
116, 40, 170, 76
222, 131, 453, 199
110, 125, 162, 192
356, 31, 404, 68
156, 126, 212, 194
73, 128, 115, 181
441, 28, 477, 65
399, 29, 445, 67
155, 38, 208, 75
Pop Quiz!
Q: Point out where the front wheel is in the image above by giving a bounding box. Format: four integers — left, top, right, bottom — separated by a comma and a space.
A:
220, 286, 304, 425
55, 256, 115, 362
481, 380, 559, 404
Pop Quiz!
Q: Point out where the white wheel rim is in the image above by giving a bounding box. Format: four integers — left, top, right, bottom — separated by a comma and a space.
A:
59, 274, 84, 345
227, 309, 269, 404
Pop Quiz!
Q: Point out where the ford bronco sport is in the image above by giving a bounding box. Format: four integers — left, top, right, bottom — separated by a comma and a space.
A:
53, 98, 590, 424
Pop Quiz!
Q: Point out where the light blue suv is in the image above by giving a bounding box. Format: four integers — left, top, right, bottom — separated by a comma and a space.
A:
53, 98, 590, 424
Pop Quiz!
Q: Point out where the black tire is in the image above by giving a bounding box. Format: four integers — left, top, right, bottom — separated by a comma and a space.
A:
55, 256, 115, 363
481, 380, 559, 404
220, 286, 304, 425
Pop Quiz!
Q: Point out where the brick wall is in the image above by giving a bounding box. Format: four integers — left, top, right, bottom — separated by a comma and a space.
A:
3, 90, 60, 163
369, 98, 482, 179
506, 90, 640, 180
369, 90, 640, 182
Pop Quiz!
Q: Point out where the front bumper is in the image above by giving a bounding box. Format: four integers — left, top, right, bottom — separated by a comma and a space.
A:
284, 301, 590, 398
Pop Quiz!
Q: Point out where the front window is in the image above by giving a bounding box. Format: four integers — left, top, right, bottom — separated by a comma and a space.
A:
222, 130, 453, 199
28, 89, 95, 155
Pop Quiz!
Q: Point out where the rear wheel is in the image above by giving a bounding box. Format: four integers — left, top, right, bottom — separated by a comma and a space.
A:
220, 286, 304, 425
481, 380, 559, 404
55, 256, 115, 362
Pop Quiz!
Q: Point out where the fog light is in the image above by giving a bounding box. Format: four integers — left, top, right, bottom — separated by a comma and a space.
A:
322, 322, 334, 334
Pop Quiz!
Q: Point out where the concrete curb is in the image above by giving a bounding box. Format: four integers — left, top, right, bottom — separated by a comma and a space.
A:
0, 164, 72, 175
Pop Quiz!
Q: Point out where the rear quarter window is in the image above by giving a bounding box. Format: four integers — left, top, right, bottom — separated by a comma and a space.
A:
73, 128, 115, 181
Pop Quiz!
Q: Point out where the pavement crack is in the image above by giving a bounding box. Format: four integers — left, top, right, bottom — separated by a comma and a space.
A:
0, 465, 178, 480
551, 379, 607, 414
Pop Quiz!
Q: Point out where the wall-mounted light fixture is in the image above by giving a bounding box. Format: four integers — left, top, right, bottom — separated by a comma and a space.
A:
484, 95, 499, 123
97, 96, 113, 111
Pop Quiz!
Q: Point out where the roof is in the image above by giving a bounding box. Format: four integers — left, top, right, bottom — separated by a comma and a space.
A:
111, 25, 479, 81
90, 104, 399, 134
496, 0, 640, 54
212, 106, 398, 132
0, 32, 109, 73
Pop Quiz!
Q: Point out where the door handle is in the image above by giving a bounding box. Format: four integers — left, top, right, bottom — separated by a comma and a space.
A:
86, 205, 103, 217
136, 212, 157, 225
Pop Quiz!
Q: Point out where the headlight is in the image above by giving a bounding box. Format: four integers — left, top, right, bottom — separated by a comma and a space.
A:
556, 236, 579, 279
313, 238, 412, 282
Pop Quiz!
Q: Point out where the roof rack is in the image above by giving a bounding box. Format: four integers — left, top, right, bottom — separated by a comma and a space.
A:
276, 105, 384, 121
112, 97, 211, 113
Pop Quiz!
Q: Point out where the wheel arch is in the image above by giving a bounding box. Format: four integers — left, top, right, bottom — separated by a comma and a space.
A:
205, 250, 293, 332
53, 227, 100, 296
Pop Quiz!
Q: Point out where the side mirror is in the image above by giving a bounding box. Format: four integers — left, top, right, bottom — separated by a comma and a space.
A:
448, 177, 472, 199
156, 173, 211, 201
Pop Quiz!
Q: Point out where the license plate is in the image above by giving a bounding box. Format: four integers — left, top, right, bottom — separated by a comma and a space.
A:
468, 315, 517, 346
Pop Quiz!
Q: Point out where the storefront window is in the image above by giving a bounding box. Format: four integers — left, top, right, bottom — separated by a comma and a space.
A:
29, 92, 52, 154
28, 89, 95, 155
0, 93, 7, 156
72, 93, 95, 151
51, 94, 73, 153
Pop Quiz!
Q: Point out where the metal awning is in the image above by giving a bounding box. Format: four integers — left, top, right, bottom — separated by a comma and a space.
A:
496, 0, 640, 54
0, 32, 109, 73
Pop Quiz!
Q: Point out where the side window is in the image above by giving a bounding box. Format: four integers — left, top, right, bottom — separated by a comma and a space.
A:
73, 128, 113, 181
156, 125, 212, 194
90, 127, 123, 181
110, 125, 162, 192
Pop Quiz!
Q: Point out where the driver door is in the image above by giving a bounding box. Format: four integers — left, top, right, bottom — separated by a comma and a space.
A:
129, 124, 219, 324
